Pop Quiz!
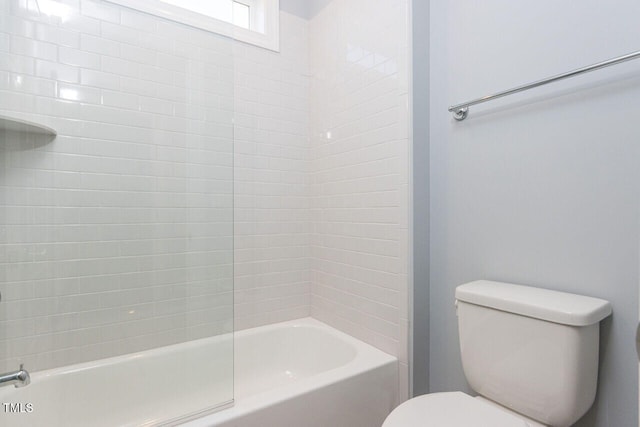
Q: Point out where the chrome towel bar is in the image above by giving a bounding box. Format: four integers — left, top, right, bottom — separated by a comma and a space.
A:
448, 49, 640, 121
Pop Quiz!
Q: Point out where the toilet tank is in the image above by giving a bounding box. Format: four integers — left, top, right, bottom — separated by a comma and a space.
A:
455, 281, 611, 427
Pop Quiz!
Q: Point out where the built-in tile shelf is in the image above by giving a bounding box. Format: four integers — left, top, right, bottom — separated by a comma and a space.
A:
0, 115, 57, 136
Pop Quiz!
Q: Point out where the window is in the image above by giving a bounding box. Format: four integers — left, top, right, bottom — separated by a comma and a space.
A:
233, 2, 250, 29
106, 0, 279, 51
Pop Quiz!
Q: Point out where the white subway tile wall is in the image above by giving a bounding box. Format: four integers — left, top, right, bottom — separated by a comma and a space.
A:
232, 13, 312, 331
0, 0, 235, 372
309, 0, 411, 402
0, 0, 410, 402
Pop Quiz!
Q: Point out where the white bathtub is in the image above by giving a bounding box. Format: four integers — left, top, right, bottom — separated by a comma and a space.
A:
0, 318, 398, 427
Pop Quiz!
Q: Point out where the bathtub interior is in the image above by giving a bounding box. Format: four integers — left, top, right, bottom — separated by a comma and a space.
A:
234, 323, 358, 398
186, 318, 399, 427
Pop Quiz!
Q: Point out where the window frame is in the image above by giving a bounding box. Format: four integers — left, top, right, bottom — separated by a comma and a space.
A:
105, 0, 280, 51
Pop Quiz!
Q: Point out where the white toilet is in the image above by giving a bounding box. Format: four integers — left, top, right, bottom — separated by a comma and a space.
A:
383, 280, 612, 427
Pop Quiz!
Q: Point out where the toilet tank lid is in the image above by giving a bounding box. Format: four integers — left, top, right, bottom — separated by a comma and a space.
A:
455, 280, 612, 326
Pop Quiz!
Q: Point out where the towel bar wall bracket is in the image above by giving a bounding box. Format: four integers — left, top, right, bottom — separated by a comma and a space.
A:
452, 107, 469, 121
448, 49, 640, 121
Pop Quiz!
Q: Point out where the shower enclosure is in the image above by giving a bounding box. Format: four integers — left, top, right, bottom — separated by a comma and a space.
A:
0, 0, 235, 424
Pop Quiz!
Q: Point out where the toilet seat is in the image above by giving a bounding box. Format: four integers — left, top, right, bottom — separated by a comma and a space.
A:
382, 392, 533, 427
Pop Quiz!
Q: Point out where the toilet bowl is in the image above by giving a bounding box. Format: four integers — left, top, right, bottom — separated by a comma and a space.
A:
382, 392, 546, 427
382, 281, 611, 427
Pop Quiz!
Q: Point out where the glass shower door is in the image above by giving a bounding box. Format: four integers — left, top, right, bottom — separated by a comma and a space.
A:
0, 0, 234, 425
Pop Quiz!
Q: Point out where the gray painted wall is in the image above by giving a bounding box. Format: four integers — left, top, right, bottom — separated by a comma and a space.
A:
411, 0, 429, 397
428, 1, 639, 426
